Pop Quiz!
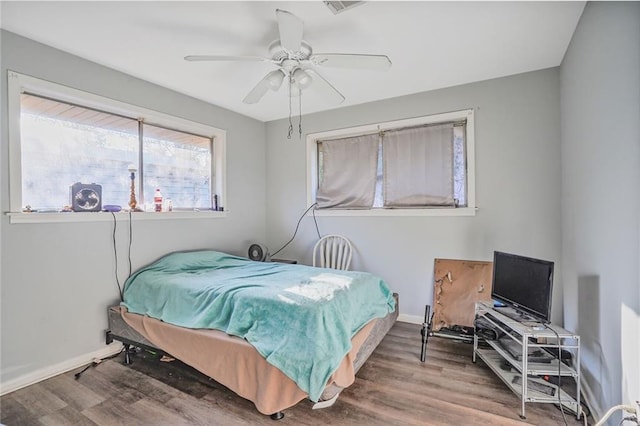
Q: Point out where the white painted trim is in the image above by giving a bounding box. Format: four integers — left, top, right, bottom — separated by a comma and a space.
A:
213, 135, 227, 212
398, 313, 424, 325
7, 71, 23, 213
8, 71, 227, 138
306, 109, 476, 216
308, 207, 477, 217
7, 210, 228, 224
0, 343, 122, 396
464, 109, 476, 211
306, 132, 319, 208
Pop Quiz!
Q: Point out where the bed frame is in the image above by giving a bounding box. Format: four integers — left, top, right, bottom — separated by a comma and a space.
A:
105, 293, 398, 420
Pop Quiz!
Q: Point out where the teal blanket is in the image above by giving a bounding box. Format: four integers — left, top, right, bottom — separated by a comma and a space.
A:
121, 250, 396, 401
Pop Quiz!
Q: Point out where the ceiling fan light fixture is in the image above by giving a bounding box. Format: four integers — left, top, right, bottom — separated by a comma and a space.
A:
266, 69, 285, 91
185, 8, 389, 117
292, 68, 313, 90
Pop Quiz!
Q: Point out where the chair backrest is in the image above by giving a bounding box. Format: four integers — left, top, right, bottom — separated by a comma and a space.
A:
312, 235, 353, 270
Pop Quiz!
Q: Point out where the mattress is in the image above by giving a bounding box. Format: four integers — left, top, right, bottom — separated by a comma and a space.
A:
107, 250, 397, 415
107, 294, 398, 415
119, 250, 396, 402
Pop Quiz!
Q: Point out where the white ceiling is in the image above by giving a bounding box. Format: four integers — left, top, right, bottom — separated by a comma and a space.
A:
0, 1, 585, 122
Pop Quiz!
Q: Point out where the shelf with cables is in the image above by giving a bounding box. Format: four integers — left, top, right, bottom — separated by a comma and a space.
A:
473, 300, 583, 421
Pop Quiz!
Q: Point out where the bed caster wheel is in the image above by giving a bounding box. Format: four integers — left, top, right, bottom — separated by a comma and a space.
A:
123, 344, 133, 365
270, 411, 284, 420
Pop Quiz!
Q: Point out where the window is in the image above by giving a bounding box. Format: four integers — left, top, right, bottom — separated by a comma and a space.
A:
8, 71, 226, 220
307, 109, 475, 216
141, 124, 213, 211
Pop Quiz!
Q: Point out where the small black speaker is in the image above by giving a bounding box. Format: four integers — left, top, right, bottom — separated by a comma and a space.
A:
70, 182, 102, 212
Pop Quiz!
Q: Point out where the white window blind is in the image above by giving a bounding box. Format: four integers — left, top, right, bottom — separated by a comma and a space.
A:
306, 109, 474, 216
316, 134, 379, 209
383, 123, 455, 207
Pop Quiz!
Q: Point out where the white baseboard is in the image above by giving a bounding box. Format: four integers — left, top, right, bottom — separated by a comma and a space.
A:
0, 343, 122, 396
398, 313, 424, 324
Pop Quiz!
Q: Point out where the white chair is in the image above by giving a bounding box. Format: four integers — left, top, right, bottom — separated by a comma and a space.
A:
312, 235, 353, 270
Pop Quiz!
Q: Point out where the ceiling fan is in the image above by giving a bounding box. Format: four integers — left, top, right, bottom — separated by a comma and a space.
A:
184, 9, 391, 105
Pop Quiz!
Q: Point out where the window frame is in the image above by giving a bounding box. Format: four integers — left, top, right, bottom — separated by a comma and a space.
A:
7, 70, 227, 223
306, 109, 476, 217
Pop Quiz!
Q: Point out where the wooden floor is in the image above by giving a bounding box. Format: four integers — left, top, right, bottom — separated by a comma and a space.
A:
1, 322, 588, 425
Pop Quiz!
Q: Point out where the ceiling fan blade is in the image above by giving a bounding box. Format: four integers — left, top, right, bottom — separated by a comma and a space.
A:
276, 9, 303, 52
184, 55, 267, 62
304, 68, 345, 104
242, 73, 276, 104
310, 54, 392, 70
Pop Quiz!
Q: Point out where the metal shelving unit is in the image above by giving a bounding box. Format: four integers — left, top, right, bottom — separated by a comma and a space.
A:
473, 301, 582, 420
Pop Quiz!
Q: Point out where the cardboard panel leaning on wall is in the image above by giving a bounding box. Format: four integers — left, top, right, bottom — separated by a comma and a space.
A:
0, 30, 267, 390
431, 259, 493, 331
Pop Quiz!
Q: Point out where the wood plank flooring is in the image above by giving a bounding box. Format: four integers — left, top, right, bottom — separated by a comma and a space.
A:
1, 322, 589, 425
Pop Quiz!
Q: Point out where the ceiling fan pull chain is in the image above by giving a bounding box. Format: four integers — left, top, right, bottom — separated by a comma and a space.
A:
298, 86, 303, 139
287, 76, 293, 139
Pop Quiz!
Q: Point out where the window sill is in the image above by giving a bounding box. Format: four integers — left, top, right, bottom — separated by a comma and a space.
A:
6, 210, 227, 224
307, 207, 477, 217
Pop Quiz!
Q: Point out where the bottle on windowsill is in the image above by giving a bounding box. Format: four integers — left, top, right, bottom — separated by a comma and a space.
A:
154, 188, 163, 212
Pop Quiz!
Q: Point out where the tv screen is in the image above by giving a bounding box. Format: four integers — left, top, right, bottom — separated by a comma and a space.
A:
491, 251, 554, 322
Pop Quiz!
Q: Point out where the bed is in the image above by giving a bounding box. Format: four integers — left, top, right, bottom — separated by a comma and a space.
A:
105, 250, 398, 419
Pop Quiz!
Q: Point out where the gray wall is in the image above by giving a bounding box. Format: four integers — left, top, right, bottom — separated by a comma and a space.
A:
5, 4, 637, 420
0, 25, 4, 385
265, 68, 563, 323
0, 31, 267, 385
560, 2, 640, 419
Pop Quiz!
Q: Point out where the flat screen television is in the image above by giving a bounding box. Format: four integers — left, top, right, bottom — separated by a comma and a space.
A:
491, 251, 554, 323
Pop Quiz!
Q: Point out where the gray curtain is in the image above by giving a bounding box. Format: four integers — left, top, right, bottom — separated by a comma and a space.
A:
383, 123, 455, 207
316, 134, 379, 209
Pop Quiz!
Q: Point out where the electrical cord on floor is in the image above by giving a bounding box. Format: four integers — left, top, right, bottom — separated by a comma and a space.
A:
595, 404, 639, 426
74, 347, 125, 380
271, 203, 321, 257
